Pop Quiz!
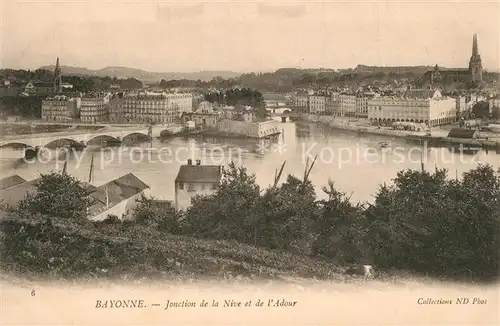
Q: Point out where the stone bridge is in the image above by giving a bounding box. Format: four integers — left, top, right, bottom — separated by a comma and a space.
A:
0, 125, 182, 149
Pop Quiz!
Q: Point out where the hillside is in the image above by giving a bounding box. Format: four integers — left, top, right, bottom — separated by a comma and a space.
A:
38, 65, 242, 83
0, 214, 346, 282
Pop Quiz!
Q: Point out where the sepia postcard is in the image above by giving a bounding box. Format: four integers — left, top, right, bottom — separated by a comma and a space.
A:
0, 0, 499, 325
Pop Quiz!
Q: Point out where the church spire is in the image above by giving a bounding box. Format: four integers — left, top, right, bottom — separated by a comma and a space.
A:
53, 57, 62, 93
472, 34, 478, 56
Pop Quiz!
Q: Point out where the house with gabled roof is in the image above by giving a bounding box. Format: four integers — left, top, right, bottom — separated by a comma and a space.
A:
0, 177, 97, 211
174, 160, 222, 211
87, 173, 150, 221
0, 175, 26, 191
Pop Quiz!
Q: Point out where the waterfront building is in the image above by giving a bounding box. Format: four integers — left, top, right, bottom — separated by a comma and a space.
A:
87, 173, 150, 221
216, 118, 280, 138
309, 95, 327, 114
367, 89, 457, 127
294, 94, 310, 113
355, 94, 376, 117
80, 94, 108, 123
182, 101, 219, 129
174, 160, 222, 211
339, 93, 357, 117
41, 95, 81, 121
109, 92, 192, 124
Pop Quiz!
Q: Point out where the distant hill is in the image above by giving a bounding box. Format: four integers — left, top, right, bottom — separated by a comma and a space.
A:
38, 65, 242, 83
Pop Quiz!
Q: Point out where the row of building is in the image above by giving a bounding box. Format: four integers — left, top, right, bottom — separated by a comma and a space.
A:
293, 88, 490, 127
42, 92, 194, 124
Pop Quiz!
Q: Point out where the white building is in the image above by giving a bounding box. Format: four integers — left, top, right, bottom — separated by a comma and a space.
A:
174, 160, 222, 211
80, 94, 108, 123
109, 92, 193, 124
367, 89, 456, 127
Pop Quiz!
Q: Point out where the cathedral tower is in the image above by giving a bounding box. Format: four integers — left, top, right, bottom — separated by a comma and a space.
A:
468, 34, 483, 83
53, 57, 62, 93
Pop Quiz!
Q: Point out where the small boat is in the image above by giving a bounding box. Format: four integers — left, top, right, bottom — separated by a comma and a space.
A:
379, 141, 390, 148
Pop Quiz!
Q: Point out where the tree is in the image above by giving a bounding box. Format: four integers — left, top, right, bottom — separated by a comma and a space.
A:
259, 175, 319, 253
312, 180, 366, 262
184, 161, 262, 242
132, 195, 181, 233
16, 172, 94, 220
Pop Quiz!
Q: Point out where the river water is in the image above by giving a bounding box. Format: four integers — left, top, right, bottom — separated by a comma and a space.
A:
1, 118, 499, 203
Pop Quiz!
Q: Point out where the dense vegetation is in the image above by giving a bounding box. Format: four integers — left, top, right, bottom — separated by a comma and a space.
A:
203, 88, 267, 119
0, 95, 45, 118
1, 164, 499, 283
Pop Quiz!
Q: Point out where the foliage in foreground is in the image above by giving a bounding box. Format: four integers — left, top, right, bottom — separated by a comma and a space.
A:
3, 163, 500, 282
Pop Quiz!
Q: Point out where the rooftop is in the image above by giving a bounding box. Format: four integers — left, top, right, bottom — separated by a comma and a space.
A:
175, 163, 222, 183
0, 175, 26, 191
88, 173, 149, 215
0, 177, 96, 209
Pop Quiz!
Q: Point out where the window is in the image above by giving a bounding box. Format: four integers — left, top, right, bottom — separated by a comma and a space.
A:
179, 182, 184, 190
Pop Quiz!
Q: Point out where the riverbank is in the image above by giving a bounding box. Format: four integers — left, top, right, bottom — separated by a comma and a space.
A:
300, 114, 500, 150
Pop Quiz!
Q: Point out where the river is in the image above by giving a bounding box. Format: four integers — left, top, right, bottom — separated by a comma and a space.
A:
1, 118, 499, 203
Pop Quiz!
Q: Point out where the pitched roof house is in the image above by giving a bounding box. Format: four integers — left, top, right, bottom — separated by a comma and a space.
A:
0, 175, 27, 191
174, 160, 222, 211
0, 177, 97, 210
87, 173, 150, 221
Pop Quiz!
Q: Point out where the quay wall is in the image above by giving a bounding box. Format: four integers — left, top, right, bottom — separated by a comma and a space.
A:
216, 119, 280, 138
299, 114, 500, 149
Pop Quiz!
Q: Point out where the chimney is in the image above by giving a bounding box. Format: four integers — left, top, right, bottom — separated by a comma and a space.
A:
187, 159, 192, 165
196, 159, 201, 165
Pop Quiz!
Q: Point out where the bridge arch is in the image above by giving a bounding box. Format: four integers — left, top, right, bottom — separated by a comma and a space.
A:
86, 135, 121, 146
44, 138, 83, 149
122, 132, 150, 143
0, 142, 31, 149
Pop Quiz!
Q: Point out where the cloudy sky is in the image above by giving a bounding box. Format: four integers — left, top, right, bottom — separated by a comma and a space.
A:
1, 0, 499, 72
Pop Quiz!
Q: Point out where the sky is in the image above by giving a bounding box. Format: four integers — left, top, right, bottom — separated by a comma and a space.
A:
1, 0, 499, 73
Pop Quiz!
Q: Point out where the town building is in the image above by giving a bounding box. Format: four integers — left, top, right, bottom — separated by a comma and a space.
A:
309, 95, 327, 114
41, 95, 81, 121
87, 173, 150, 221
294, 94, 310, 113
367, 89, 457, 127
339, 93, 357, 116
174, 160, 222, 211
182, 101, 219, 129
355, 94, 376, 117
80, 94, 109, 123
109, 92, 192, 124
